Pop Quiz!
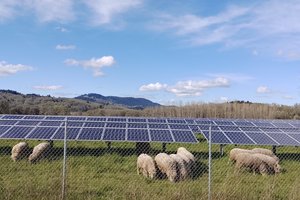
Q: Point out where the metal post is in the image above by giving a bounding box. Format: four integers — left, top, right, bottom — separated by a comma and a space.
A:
220, 144, 225, 156
162, 143, 166, 152
208, 125, 212, 200
62, 119, 67, 200
272, 145, 277, 154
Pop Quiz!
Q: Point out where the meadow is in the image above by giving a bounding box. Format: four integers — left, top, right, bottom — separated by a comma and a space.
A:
1, 137, 300, 200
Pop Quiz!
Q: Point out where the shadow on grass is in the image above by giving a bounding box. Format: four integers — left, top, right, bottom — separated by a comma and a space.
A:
277, 153, 300, 161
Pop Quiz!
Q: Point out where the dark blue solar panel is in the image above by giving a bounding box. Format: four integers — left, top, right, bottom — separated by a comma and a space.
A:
224, 131, 255, 144
0, 120, 18, 125
67, 117, 86, 121
52, 128, 80, 140
86, 117, 106, 121
214, 121, 234, 126
234, 121, 254, 126
77, 128, 103, 140
106, 123, 126, 128
39, 121, 62, 126
148, 118, 166, 123
202, 131, 232, 144
245, 132, 278, 145
102, 129, 126, 141
253, 122, 274, 127
27, 127, 57, 139
287, 134, 300, 144
128, 118, 146, 123
169, 124, 190, 130
149, 124, 168, 129
219, 126, 241, 131
198, 125, 219, 131
272, 122, 294, 128
2, 115, 23, 119
84, 122, 105, 127
0, 126, 11, 135
279, 128, 300, 133
267, 133, 299, 146
290, 123, 300, 128
188, 125, 200, 132
16, 121, 39, 126
128, 123, 147, 129
45, 116, 66, 120
171, 130, 198, 143
107, 118, 126, 122
150, 130, 173, 142
260, 127, 283, 133
185, 119, 196, 124
1, 126, 33, 139
167, 119, 186, 124
195, 120, 212, 125
23, 116, 44, 120
127, 129, 149, 142
67, 122, 84, 127
240, 127, 261, 132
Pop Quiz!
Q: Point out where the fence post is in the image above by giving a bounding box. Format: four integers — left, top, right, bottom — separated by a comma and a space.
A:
208, 125, 212, 200
62, 119, 67, 200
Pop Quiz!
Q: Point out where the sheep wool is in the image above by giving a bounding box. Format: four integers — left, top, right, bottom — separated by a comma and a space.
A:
154, 153, 178, 183
28, 142, 51, 163
170, 154, 188, 181
235, 152, 269, 175
252, 148, 279, 162
177, 147, 195, 162
253, 153, 281, 174
137, 154, 157, 179
11, 142, 29, 161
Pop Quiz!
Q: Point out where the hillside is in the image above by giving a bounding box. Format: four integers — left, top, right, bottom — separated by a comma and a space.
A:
75, 93, 160, 109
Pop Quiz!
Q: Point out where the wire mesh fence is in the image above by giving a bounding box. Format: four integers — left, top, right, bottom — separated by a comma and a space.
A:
2, 122, 300, 199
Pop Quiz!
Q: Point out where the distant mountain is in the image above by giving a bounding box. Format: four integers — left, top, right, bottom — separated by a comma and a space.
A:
75, 93, 160, 109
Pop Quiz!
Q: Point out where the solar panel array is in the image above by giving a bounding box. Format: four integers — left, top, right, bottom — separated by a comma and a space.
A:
0, 115, 198, 144
1, 114, 300, 146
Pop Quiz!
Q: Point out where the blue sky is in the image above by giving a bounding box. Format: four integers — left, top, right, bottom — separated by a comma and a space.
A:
0, 0, 299, 105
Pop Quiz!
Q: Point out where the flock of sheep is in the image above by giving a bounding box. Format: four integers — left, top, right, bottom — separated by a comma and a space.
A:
137, 147, 195, 183
229, 147, 281, 175
11, 142, 52, 163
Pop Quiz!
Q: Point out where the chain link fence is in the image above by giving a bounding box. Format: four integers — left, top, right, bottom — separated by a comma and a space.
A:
1, 122, 300, 199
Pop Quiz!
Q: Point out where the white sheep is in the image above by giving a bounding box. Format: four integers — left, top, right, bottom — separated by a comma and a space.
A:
28, 142, 51, 163
177, 147, 195, 176
235, 152, 269, 175
229, 148, 254, 163
154, 153, 178, 182
11, 142, 29, 161
137, 154, 157, 179
177, 147, 195, 162
252, 148, 279, 162
170, 154, 188, 181
253, 153, 281, 174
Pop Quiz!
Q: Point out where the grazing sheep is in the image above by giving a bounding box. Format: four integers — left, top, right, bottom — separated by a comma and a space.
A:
235, 152, 269, 175
252, 148, 279, 162
11, 142, 29, 161
28, 142, 51, 163
177, 147, 195, 176
254, 153, 281, 174
137, 154, 157, 179
177, 147, 195, 162
154, 153, 178, 182
170, 154, 188, 181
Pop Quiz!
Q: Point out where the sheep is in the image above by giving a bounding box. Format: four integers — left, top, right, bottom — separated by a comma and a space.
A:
170, 154, 188, 181
28, 142, 51, 163
154, 153, 178, 182
177, 147, 195, 176
229, 148, 279, 163
177, 147, 195, 162
252, 148, 279, 162
254, 153, 281, 174
235, 152, 269, 175
11, 142, 29, 161
137, 154, 157, 179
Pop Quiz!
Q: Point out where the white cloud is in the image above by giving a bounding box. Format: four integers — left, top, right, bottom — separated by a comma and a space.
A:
151, 0, 300, 60
64, 56, 115, 76
139, 82, 167, 91
257, 86, 271, 94
33, 85, 63, 90
0, 0, 19, 21
0, 61, 33, 76
55, 26, 69, 32
84, 0, 142, 26
56, 44, 76, 50
140, 77, 230, 97
282, 95, 295, 100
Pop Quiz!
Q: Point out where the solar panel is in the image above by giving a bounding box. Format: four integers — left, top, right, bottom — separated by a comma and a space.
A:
267, 133, 299, 146
149, 124, 168, 129
127, 129, 149, 142
171, 130, 198, 143
27, 127, 57, 139
150, 129, 173, 142
102, 129, 126, 141
202, 131, 232, 144
244, 132, 278, 145
1, 126, 33, 139
52, 128, 80, 140
224, 131, 255, 145
77, 128, 103, 141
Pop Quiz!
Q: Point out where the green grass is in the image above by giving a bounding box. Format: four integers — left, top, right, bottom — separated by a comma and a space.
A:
1, 139, 300, 200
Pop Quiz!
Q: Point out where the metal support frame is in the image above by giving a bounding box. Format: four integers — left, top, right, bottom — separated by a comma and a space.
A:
61, 119, 67, 200
272, 145, 277, 154
208, 125, 212, 200
106, 141, 112, 150
162, 143, 167, 152
220, 144, 225, 156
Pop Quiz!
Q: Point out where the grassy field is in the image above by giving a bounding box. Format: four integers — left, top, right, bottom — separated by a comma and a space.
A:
1, 137, 300, 200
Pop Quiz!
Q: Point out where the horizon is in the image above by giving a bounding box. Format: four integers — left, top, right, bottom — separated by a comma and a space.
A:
0, 1, 299, 106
